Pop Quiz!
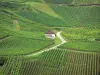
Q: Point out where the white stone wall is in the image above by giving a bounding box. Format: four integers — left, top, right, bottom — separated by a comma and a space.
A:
45, 34, 56, 39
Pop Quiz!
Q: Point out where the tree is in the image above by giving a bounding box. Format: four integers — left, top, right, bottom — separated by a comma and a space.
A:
0, 57, 6, 66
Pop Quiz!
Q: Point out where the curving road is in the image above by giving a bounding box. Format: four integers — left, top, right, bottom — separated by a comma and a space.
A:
26, 31, 67, 56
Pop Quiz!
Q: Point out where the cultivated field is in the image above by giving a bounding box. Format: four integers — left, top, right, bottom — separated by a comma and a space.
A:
0, 0, 100, 75
0, 49, 100, 75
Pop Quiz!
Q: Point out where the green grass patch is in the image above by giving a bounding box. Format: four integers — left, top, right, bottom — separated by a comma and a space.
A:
62, 27, 100, 40
0, 36, 54, 55
58, 40, 100, 52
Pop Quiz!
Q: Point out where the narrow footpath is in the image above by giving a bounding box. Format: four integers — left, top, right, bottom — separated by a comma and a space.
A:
26, 31, 67, 56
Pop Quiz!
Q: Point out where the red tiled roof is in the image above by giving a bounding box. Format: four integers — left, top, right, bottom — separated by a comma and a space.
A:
45, 30, 55, 34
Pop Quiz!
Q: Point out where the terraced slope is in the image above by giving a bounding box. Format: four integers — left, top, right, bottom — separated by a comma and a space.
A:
16, 10, 66, 27
0, 36, 54, 55
0, 0, 41, 2
44, 0, 100, 4
0, 1, 100, 75
0, 0, 100, 4
0, 9, 54, 55
25, 2, 62, 19
73, 0, 100, 4
1, 1, 99, 27
15, 2, 100, 27
50, 5, 100, 27
44, 0, 73, 4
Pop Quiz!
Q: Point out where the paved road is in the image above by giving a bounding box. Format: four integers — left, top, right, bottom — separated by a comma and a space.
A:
26, 31, 67, 56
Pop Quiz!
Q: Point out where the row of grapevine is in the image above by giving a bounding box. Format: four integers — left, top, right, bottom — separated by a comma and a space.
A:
16, 10, 66, 27
0, 9, 55, 55
50, 5, 100, 27
1, 49, 99, 75
0, 56, 22, 75
62, 27, 100, 40
44, 0, 100, 4
37, 49, 99, 75
58, 40, 100, 52
73, 0, 100, 4
0, 9, 49, 32
0, 11, 48, 40
1, 0, 100, 28
0, 0, 100, 4
0, 36, 55, 55
0, 0, 41, 3
21, 49, 99, 75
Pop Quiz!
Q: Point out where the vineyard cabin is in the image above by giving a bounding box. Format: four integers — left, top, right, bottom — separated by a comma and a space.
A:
45, 30, 56, 39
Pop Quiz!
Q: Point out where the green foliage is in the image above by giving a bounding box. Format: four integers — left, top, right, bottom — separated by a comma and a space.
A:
62, 27, 100, 39
0, 2, 24, 10
58, 40, 100, 51
0, 27, 8, 38
0, 36, 54, 55
73, 0, 100, 4
0, 0, 41, 3
16, 3, 100, 27
0, 9, 54, 55
1, 50, 99, 75
0, 57, 7, 66
0, 56, 22, 75
16, 10, 66, 27
1, 1, 100, 27
0, 1, 100, 75
61, 27, 100, 51
44, 0, 100, 4
20, 49, 99, 75
50, 5, 100, 27
44, 0, 73, 4
0, 0, 100, 4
